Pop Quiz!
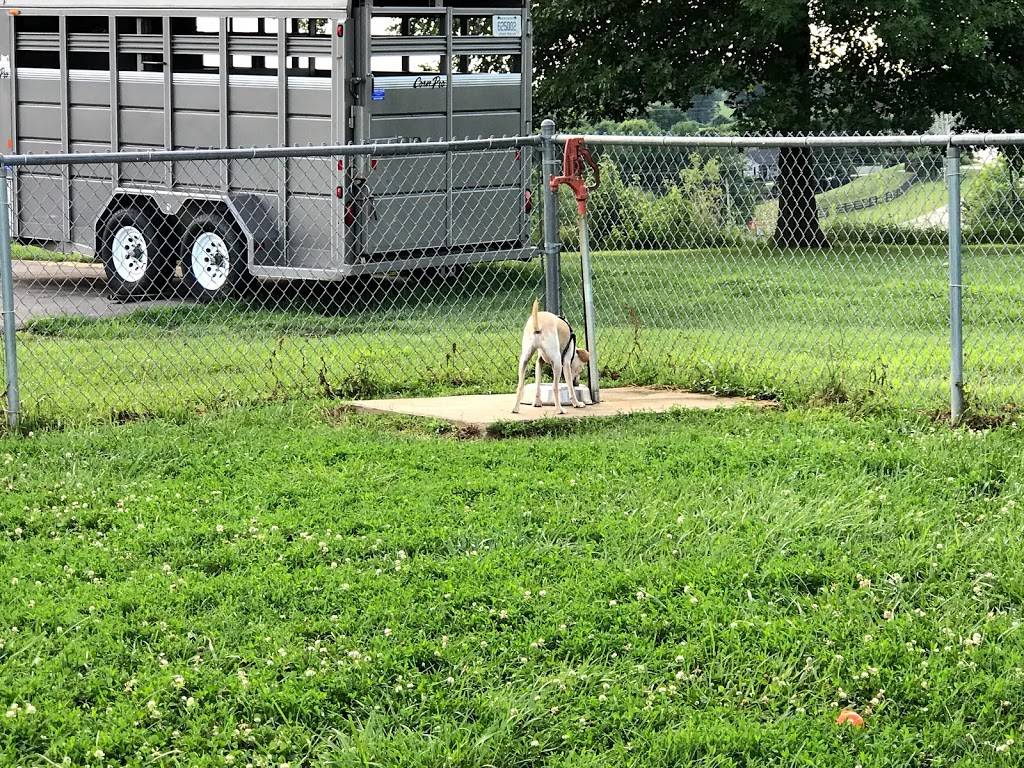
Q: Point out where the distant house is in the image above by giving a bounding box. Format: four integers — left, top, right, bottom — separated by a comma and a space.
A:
745, 148, 779, 181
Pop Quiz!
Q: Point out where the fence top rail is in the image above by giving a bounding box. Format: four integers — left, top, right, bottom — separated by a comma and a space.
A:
555, 132, 1024, 148
0, 135, 541, 168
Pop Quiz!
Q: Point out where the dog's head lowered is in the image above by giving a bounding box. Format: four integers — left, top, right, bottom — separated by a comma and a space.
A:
569, 348, 591, 386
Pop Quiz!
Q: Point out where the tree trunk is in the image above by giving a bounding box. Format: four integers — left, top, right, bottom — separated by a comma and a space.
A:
773, 146, 829, 248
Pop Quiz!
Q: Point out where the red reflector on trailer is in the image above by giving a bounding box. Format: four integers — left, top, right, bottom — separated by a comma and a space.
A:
337, 159, 344, 171
370, 158, 378, 170
336, 23, 344, 37
345, 202, 356, 227
515, 150, 521, 161
335, 185, 344, 199
524, 190, 533, 213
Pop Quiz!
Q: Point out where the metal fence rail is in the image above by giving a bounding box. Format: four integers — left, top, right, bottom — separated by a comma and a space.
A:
2, 126, 1024, 429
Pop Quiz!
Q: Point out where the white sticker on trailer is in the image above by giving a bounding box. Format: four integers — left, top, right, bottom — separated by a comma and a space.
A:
493, 15, 522, 37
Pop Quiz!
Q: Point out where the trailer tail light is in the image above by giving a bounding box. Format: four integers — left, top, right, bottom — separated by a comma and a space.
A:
337, 159, 344, 171
524, 190, 533, 214
336, 22, 344, 37
335, 185, 344, 199
345, 202, 356, 227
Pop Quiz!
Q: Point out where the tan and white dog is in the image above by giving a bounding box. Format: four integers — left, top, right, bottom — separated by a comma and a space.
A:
512, 300, 590, 414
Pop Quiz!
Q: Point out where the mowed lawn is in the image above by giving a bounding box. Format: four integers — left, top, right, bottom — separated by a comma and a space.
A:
2, 403, 1024, 766
10, 241, 1024, 428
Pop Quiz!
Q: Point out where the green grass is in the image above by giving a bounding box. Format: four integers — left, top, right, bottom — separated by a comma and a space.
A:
2, 403, 1024, 765
836, 169, 984, 227
12, 242, 94, 263
9, 242, 1024, 429
754, 167, 985, 230
754, 165, 912, 225
817, 165, 910, 208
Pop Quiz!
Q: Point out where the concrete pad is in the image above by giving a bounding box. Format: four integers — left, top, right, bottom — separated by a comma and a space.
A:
349, 386, 760, 433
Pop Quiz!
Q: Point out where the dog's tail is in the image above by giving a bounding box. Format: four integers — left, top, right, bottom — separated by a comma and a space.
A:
531, 299, 541, 334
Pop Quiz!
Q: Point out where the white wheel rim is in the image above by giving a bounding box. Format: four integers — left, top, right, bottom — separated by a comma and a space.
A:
111, 225, 149, 282
191, 231, 230, 291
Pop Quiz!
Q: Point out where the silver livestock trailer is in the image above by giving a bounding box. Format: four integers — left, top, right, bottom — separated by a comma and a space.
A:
0, 0, 533, 298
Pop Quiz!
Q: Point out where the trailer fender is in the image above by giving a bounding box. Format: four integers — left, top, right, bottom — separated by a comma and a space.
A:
225, 193, 282, 271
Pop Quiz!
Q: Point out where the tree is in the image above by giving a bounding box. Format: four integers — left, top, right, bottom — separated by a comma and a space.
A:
532, 0, 1024, 247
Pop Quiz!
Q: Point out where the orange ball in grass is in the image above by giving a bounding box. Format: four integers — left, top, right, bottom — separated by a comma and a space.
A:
836, 709, 866, 728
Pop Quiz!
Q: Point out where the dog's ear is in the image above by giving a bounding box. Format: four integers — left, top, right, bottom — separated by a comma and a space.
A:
577, 348, 591, 363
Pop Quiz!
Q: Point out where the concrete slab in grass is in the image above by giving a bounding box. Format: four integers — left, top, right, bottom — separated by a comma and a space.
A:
348, 386, 762, 433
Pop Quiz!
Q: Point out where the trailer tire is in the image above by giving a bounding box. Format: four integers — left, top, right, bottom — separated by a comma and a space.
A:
98, 206, 175, 301
180, 211, 251, 300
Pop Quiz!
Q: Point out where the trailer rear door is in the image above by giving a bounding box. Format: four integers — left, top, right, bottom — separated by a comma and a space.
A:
354, 4, 530, 257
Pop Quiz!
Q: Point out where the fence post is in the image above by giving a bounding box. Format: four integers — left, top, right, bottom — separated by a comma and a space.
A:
540, 118, 561, 315
0, 163, 19, 430
947, 144, 964, 425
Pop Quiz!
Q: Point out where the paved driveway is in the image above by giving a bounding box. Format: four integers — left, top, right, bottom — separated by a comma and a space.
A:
9, 260, 175, 330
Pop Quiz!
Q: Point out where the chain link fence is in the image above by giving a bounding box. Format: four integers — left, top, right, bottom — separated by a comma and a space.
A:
550, 132, 1024, 420
2, 129, 1023, 428
0, 138, 541, 427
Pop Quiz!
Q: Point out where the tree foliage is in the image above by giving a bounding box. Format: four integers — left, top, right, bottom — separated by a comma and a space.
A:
533, 0, 1024, 134
532, 0, 1024, 247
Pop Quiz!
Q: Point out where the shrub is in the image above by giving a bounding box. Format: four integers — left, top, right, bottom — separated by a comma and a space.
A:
964, 152, 1024, 243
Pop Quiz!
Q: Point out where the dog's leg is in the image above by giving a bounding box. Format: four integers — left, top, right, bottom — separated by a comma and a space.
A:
565, 355, 585, 409
532, 355, 543, 407
548, 351, 566, 415
512, 347, 532, 414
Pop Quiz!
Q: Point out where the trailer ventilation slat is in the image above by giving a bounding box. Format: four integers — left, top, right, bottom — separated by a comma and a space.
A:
15, 32, 59, 52
227, 37, 283, 56
171, 34, 220, 55
116, 33, 163, 55
285, 38, 332, 57
64, 33, 110, 53
452, 39, 520, 55
371, 36, 447, 55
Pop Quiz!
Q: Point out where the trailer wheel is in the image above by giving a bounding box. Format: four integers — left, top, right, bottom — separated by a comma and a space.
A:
181, 211, 251, 300
99, 206, 174, 301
